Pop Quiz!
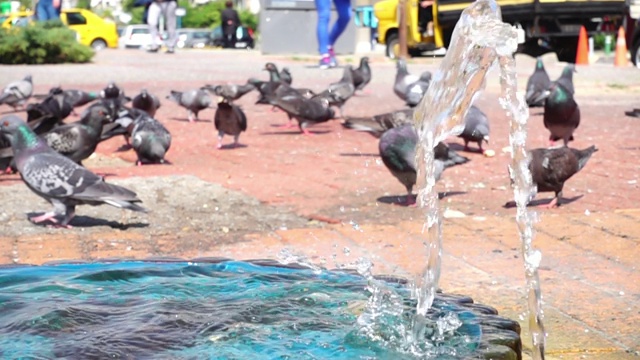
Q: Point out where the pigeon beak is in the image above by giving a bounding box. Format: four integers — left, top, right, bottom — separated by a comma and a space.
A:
483, 135, 490, 144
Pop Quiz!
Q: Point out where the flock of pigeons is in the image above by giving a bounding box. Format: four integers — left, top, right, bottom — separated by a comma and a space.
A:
0, 56, 605, 227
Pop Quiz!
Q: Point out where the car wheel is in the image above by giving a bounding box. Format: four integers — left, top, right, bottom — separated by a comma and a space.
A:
632, 37, 640, 68
91, 39, 107, 51
385, 32, 399, 59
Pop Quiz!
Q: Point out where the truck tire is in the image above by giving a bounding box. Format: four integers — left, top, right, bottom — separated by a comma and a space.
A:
386, 33, 399, 59
631, 37, 640, 68
552, 37, 579, 63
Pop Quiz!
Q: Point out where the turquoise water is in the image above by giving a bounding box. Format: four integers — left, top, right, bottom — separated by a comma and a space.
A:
0, 261, 481, 359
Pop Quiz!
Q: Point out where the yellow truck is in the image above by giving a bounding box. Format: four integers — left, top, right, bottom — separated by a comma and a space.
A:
374, 0, 628, 62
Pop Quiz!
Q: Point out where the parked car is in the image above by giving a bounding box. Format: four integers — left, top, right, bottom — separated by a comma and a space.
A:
176, 28, 212, 49
118, 24, 160, 49
211, 25, 254, 49
1, 9, 119, 50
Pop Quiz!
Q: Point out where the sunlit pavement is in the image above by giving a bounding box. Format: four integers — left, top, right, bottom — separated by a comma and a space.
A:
0, 49, 639, 358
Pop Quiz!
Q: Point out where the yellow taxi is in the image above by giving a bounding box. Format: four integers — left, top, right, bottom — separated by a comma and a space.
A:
1, 8, 118, 50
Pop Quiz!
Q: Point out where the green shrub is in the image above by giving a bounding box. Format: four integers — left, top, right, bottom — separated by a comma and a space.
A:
0, 21, 94, 64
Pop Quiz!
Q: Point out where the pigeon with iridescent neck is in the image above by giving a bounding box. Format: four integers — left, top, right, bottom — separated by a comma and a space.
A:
525, 57, 551, 107
131, 113, 172, 165
543, 82, 580, 147
0, 115, 147, 228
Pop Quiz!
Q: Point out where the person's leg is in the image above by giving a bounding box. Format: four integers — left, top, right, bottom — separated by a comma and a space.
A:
328, 0, 352, 48
164, 1, 178, 51
147, 2, 161, 51
315, 0, 331, 56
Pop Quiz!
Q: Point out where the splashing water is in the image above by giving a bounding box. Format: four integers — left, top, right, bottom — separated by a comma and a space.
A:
411, 0, 546, 357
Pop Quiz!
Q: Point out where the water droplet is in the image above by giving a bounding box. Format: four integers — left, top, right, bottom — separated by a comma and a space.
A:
584, 209, 591, 216
619, 291, 625, 296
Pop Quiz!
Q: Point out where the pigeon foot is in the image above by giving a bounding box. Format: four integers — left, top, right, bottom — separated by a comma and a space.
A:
30, 212, 59, 224
546, 197, 560, 209
217, 143, 223, 149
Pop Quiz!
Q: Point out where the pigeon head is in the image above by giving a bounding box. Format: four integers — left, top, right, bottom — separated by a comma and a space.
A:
24, 75, 32, 83
48, 86, 63, 95
535, 57, 545, 70
360, 56, 369, 65
396, 58, 408, 73
0, 115, 39, 149
263, 62, 278, 72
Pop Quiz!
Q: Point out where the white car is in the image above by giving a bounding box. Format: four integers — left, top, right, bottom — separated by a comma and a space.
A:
118, 24, 162, 49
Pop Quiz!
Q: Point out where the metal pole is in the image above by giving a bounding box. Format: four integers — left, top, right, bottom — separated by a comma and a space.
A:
398, 0, 408, 59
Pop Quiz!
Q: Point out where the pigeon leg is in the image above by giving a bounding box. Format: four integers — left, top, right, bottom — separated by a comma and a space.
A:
546, 191, 562, 208
232, 134, 240, 148
188, 110, 195, 123
477, 141, 485, 154
301, 128, 314, 136
4, 166, 14, 175
217, 133, 224, 149
405, 194, 417, 206
58, 206, 76, 228
463, 140, 470, 152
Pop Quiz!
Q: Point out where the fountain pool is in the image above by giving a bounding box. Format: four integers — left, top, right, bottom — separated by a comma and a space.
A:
0, 259, 521, 359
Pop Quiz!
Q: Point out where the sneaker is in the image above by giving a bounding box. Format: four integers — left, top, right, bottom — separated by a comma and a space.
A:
328, 47, 338, 67
166, 47, 175, 54
319, 56, 332, 69
147, 45, 160, 53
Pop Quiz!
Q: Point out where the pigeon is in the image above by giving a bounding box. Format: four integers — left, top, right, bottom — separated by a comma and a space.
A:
543, 82, 580, 147
132, 89, 161, 117
26, 87, 73, 135
271, 95, 335, 135
0, 75, 33, 110
404, 71, 431, 107
34, 88, 99, 112
554, 64, 576, 95
131, 114, 172, 165
342, 109, 414, 138
351, 57, 372, 92
280, 67, 293, 85
525, 57, 552, 107
100, 81, 128, 101
203, 82, 255, 104
263, 63, 315, 98
378, 124, 470, 205
311, 65, 356, 117
528, 145, 598, 208
624, 108, 640, 117
63, 89, 99, 109
166, 89, 212, 122
42, 104, 111, 165
393, 59, 419, 101
0, 115, 147, 228
99, 107, 147, 146
458, 105, 490, 153
214, 101, 247, 148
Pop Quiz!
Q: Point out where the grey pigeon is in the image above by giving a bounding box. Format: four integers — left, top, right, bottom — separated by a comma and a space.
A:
214, 101, 247, 148
99, 107, 145, 145
0, 115, 147, 228
131, 113, 172, 165
203, 81, 255, 104
458, 105, 490, 153
271, 95, 335, 135
528, 145, 597, 208
525, 57, 551, 107
132, 89, 161, 117
280, 67, 293, 85
404, 71, 432, 107
393, 59, 419, 101
63, 89, 99, 108
379, 124, 470, 205
42, 104, 111, 165
311, 65, 356, 117
554, 64, 576, 95
351, 57, 372, 92
342, 109, 414, 138
99, 82, 130, 120
0, 75, 33, 110
26, 87, 73, 135
543, 82, 580, 147
263, 63, 315, 98
166, 89, 212, 122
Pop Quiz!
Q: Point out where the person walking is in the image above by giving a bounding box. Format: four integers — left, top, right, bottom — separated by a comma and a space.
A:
35, 0, 61, 21
221, 1, 241, 49
315, 0, 352, 69
147, 0, 178, 54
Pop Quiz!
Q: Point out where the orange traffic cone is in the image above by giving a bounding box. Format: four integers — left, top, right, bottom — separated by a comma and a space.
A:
575, 26, 589, 65
614, 26, 629, 67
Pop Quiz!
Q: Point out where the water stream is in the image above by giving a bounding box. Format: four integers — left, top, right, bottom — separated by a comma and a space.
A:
411, 0, 546, 357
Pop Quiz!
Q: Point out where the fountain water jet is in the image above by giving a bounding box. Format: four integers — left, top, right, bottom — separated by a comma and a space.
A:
412, 0, 546, 357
